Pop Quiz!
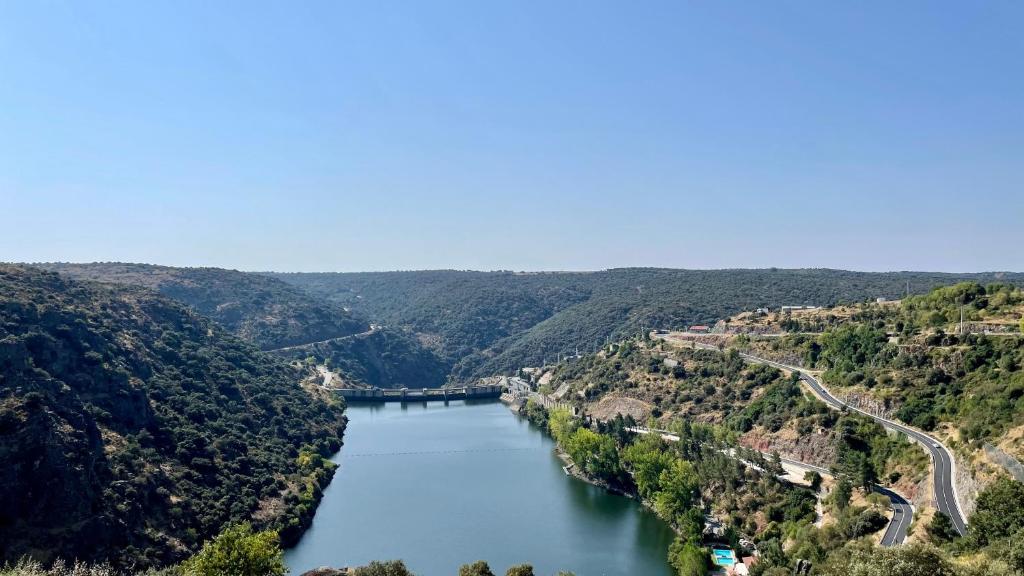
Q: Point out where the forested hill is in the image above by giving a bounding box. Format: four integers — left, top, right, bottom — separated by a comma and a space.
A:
272, 269, 1024, 381
0, 266, 344, 569
37, 263, 368, 350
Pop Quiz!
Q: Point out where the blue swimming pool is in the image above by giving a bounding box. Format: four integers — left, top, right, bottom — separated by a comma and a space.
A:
712, 548, 737, 567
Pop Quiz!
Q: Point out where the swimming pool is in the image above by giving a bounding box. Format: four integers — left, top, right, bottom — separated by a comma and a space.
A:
712, 548, 737, 567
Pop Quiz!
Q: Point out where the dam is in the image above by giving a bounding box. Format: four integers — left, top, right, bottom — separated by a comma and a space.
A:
336, 384, 504, 402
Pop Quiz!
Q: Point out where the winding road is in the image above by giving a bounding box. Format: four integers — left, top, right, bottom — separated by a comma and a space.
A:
265, 326, 379, 353
655, 334, 968, 538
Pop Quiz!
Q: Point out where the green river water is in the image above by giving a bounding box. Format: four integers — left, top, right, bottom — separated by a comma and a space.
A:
284, 400, 675, 576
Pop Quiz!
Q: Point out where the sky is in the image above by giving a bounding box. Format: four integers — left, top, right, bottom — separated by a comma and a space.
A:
1, 1, 1021, 273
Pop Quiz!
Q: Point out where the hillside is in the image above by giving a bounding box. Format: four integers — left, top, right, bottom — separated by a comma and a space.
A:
664, 282, 1024, 515
542, 337, 928, 507
270, 328, 449, 389
273, 269, 1024, 382
38, 263, 368, 351
525, 333, 1024, 575
0, 266, 343, 569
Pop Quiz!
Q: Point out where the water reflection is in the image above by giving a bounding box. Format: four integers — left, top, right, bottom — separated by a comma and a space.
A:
285, 400, 674, 576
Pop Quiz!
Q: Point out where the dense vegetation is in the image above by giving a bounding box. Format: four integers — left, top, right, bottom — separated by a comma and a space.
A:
39, 263, 368, 350
738, 283, 1024, 448
531, 333, 1024, 575
544, 336, 926, 492
0, 266, 344, 568
273, 269, 1024, 382
274, 328, 450, 389
533, 402, 861, 576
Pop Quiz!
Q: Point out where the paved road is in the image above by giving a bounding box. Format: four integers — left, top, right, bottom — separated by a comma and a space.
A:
659, 335, 968, 537
627, 426, 913, 546
266, 326, 379, 353
875, 485, 914, 546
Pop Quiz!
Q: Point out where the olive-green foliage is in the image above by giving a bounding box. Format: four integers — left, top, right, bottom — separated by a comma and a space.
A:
563, 428, 621, 481
653, 460, 699, 526
181, 524, 284, 576
794, 284, 1024, 443
521, 399, 550, 431
457, 561, 495, 576
284, 327, 449, 388
927, 512, 960, 543
1009, 529, 1024, 574
819, 543, 958, 576
819, 324, 888, 377
503, 565, 534, 576
547, 408, 578, 445
274, 269, 1021, 382
667, 539, 708, 576
969, 477, 1024, 547
351, 560, 415, 576
622, 434, 675, 499
832, 479, 853, 511
0, 266, 345, 568
39, 263, 367, 351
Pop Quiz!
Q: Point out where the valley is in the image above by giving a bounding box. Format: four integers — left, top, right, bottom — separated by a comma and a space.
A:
4, 266, 1024, 576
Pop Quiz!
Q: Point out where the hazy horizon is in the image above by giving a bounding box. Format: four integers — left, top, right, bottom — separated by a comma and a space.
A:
3, 2, 1021, 272
20, 260, 1024, 276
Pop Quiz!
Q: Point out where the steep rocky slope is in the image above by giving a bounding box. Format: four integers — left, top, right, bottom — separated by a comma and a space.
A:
0, 266, 343, 568
38, 263, 368, 350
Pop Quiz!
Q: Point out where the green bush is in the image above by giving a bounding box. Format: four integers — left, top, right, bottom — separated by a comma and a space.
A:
181, 524, 284, 576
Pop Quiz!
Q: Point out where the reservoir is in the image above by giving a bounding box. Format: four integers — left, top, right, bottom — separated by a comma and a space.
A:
285, 400, 675, 576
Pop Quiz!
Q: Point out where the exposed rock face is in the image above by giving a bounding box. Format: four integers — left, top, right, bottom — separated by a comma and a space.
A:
740, 429, 837, 470
0, 385, 115, 564
589, 394, 653, 422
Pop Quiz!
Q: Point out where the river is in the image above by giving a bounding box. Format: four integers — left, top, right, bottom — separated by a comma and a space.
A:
284, 400, 675, 576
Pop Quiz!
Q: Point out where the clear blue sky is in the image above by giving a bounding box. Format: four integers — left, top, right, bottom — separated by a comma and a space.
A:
2, 1, 1021, 272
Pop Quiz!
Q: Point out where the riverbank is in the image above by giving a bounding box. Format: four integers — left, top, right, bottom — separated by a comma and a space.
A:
510, 403, 666, 525
285, 400, 676, 576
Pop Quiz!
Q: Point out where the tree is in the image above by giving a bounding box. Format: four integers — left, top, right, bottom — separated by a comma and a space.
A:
654, 459, 699, 525
926, 512, 959, 543
505, 565, 535, 576
764, 451, 784, 477
182, 523, 285, 576
353, 560, 416, 576
804, 471, 823, 492
459, 561, 496, 576
668, 537, 708, 576
548, 408, 578, 445
564, 428, 621, 481
1009, 528, 1024, 574
833, 478, 853, 511
752, 538, 787, 574
622, 435, 674, 499
969, 477, 1024, 546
